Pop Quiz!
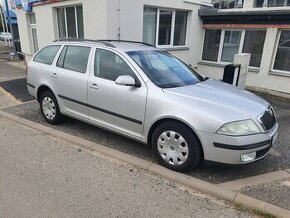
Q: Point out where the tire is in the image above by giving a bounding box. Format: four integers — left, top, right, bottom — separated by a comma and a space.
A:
40, 91, 63, 125
152, 121, 202, 172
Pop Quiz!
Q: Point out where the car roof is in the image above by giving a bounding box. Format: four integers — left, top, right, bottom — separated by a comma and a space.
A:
50, 39, 157, 52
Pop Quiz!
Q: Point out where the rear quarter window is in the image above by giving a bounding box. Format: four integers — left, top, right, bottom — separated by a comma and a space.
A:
33, 45, 61, 65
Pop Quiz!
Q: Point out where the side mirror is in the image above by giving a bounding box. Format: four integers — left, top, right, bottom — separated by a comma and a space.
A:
115, 75, 141, 87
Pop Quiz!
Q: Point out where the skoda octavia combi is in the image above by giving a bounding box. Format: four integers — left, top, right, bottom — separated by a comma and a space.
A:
27, 39, 278, 172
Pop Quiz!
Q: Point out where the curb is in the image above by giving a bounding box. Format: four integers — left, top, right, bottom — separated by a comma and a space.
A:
0, 110, 289, 218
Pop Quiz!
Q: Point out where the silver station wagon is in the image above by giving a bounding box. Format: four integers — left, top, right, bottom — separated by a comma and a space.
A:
27, 39, 279, 172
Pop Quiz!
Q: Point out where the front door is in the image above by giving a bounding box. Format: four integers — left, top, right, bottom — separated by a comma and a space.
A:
88, 48, 147, 139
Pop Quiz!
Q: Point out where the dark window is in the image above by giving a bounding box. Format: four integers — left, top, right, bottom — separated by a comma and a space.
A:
202, 29, 222, 62
34, 45, 61, 65
273, 30, 290, 72
57, 45, 91, 73
174, 11, 187, 46
158, 10, 172, 46
242, 30, 266, 67
94, 49, 137, 81
255, 0, 264, 7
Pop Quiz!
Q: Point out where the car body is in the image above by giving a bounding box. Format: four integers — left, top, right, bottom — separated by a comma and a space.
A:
26, 39, 278, 172
0, 32, 12, 41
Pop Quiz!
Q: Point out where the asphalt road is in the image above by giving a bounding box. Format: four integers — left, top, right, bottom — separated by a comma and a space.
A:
0, 117, 252, 218
2, 96, 290, 184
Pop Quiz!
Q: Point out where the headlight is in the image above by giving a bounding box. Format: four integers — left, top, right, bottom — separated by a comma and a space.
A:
217, 119, 260, 136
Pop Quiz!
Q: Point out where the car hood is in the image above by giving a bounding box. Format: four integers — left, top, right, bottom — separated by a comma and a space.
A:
162, 79, 269, 119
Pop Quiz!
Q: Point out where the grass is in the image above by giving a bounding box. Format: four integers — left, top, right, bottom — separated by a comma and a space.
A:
235, 204, 278, 218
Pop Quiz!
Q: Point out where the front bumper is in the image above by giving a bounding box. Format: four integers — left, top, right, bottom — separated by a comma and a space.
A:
197, 123, 279, 165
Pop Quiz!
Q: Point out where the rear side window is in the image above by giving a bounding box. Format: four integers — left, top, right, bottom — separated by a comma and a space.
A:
57, 45, 91, 73
34, 45, 61, 65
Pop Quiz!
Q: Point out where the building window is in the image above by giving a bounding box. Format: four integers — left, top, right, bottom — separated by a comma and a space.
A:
143, 7, 188, 47
273, 30, 290, 72
255, 0, 290, 7
221, 30, 242, 62
56, 5, 84, 39
202, 29, 266, 68
28, 13, 38, 53
213, 0, 244, 9
202, 29, 221, 62
242, 30, 266, 67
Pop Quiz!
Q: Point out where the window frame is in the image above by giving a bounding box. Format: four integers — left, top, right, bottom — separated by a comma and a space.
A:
56, 45, 92, 74
143, 7, 188, 48
271, 29, 290, 74
201, 28, 266, 69
55, 5, 83, 39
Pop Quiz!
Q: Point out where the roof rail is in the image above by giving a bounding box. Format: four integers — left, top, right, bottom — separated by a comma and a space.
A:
96, 40, 155, 47
53, 38, 116, 48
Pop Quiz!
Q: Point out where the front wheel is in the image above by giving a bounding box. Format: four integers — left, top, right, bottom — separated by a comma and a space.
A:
152, 121, 202, 172
40, 91, 63, 125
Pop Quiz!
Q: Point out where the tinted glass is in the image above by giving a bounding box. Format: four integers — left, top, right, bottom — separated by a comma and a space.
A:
76, 5, 84, 39
61, 46, 91, 73
95, 49, 137, 81
57, 8, 66, 38
242, 30, 266, 67
34, 45, 61, 65
66, 7, 76, 38
127, 50, 202, 88
273, 30, 290, 72
202, 29, 221, 62
158, 10, 172, 45
174, 11, 187, 46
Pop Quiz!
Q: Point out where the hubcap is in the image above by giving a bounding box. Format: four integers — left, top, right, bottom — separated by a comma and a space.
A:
157, 131, 189, 166
42, 97, 56, 120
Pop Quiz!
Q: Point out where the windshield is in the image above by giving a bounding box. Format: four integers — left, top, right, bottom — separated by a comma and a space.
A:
127, 50, 203, 88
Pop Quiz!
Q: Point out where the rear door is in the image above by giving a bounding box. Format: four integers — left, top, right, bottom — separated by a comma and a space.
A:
53, 45, 92, 120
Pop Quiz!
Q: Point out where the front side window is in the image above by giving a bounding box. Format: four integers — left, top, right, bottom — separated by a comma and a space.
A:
57, 45, 91, 73
242, 30, 266, 67
34, 45, 61, 65
273, 30, 290, 72
56, 5, 84, 39
143, 7, 188, 47
94, 49, 137, 81
127, 50, 203, 88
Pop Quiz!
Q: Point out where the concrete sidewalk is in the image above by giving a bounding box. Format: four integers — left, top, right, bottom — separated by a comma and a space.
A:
0, 117, 252, 218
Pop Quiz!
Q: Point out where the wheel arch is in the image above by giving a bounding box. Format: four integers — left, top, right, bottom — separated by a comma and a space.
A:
147, 117, 204, 160
36, 85, 55, 102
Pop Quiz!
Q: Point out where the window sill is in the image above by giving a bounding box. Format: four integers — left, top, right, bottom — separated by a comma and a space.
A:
269, 70, 290, 78
159, 47, 189, 52
248, 67, 259, 73
198, 61, 226, 68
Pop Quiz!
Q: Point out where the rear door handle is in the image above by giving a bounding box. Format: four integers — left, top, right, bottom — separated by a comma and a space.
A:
51, 73, 58, 78
89, 83, 99, 90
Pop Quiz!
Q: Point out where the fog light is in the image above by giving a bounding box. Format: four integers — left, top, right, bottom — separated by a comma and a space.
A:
241, 152, 256, 162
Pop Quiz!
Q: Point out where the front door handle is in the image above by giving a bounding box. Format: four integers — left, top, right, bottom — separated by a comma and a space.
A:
89, 83, 99, 90
51, 73, 58, 78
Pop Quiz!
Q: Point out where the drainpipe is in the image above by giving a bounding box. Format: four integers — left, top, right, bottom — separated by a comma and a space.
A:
117, 0, 120, 40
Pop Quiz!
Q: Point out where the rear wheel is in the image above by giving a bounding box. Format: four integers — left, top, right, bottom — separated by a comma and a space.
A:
152, 121, 202, 172
40, 91, 63, 125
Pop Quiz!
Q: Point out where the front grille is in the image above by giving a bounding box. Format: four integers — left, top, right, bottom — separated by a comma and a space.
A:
260, 107, 276, 131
